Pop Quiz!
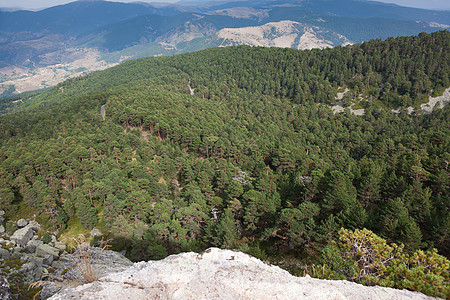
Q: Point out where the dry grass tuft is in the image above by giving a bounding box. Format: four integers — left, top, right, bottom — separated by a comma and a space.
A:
29, 234, 110, 299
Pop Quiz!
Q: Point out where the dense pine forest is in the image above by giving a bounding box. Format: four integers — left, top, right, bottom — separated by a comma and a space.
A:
0, 31, 449, 296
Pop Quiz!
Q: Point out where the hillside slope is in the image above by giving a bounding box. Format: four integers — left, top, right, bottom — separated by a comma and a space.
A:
0, 31, 448, 298
1, 0, 449, 95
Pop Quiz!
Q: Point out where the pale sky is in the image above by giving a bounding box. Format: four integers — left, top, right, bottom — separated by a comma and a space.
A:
0, 0, 449, 11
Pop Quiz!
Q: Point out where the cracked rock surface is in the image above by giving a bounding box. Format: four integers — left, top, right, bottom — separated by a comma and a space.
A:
48, 248, 436, 300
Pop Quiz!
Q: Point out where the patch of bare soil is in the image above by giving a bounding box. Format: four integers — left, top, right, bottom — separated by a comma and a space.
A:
0, 48, 117, 94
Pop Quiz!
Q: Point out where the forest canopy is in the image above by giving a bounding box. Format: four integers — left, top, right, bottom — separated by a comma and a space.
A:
0, 30, 449, 296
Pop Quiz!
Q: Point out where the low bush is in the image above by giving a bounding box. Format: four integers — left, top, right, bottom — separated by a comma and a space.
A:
309, 228, 449, 298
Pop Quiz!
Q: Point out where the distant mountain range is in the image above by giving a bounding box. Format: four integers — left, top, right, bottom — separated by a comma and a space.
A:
0, 0, 449, 96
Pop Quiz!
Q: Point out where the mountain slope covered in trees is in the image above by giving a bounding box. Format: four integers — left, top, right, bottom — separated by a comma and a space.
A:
2, 0, 449, 97
0, 31, 449, 296
1, 0, 448, 68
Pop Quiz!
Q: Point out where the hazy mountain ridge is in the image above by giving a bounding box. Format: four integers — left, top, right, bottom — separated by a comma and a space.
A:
0, 0, 449, 96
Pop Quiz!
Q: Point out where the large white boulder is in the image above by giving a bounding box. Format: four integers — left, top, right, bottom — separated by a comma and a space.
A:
48, 248, 435, 300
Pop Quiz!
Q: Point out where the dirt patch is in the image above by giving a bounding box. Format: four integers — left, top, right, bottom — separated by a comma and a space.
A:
0, 48, 117, 94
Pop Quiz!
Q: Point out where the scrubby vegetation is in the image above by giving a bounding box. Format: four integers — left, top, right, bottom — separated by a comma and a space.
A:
0, 31, 449, 296
312, 228, 449, 298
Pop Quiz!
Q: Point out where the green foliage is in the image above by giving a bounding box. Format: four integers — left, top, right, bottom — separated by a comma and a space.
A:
316, 228, 450, 298
42, 232, 52, 244
0, 31, 448, 297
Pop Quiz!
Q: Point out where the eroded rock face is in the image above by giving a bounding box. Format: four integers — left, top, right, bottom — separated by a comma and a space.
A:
47, 248, 435, 300
41, 247, 133, 299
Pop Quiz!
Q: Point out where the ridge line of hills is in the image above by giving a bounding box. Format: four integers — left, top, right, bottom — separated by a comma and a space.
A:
0, 30, 448, 298
0, 0, 449, 96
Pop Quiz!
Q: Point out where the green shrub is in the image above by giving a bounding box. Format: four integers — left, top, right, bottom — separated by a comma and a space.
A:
5, 222, 16, 236
42, 232, 52, 244
314, 228, 449, 298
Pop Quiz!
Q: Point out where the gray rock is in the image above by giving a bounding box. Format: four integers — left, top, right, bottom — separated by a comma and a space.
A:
0, 249, 9, 259
0, 225, 5, 234
20, 261, 37, 272
42, 254, 54, 266
27, 239, 44, 253
0, 211, 5, 216
36, 244, 59, 259
51, 235, 57, 244
27, 220, 41, 231
34, 266, 43, 281
16, 219, 28, 228
54, 243, 66, 252
41, 247, 133, 299
20, 254, 30, 262
30, 256, 45, 266
10, 224, 36, 247
90, 228, 102, 237
47, 248, 437, 300
51, 261, 63, 270
0, 276, 12, 300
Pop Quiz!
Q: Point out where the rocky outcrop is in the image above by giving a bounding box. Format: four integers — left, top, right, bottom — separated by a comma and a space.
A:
41, 247, 133, 299
48, 248, 435, 300
0, 219, 69, 294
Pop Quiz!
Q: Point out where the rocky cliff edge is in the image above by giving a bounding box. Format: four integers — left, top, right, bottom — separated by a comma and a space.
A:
48, 247, 436, 300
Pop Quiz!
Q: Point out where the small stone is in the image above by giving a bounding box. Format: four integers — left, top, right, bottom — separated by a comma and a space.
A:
42, 254, 54, 266
51, 235, 57, 244
16, 219, 28, 228
54, 243, 67, 252
20, 261, 36, 272
90, 228, 102, 237
26, 239, 43, 253
0, 276, 11, 300
0, 249, 10, 259
30, 256, 45, 266
51, 260, 63, 269
33, 267, 43, 281
27, 220, 40, 231
20, 256, 30, 263
0, 211, 5, 216
36, 244, 59, 259
0, 226, 4, 234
